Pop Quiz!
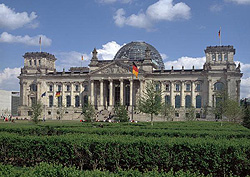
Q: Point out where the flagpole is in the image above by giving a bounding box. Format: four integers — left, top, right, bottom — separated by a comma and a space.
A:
39, 37, 42, 52
220, 27, 221, 46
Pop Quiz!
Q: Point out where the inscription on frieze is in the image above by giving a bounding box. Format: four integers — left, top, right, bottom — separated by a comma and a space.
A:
100, 66, 129, 74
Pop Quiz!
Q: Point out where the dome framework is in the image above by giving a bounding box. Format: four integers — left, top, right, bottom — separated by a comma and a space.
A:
114, 41, 165, 69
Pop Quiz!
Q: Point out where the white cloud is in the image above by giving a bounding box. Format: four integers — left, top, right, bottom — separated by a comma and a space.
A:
160, 53, 168, 60
0, 32, 52, 46
146, 0, 191, 21
0, 67, 20, 91
98, 0, 132, 4
113, 0, 191, 29
225, 0, 250, 4
210, 4, 223, 12
0, 3, 38, 30
97, 41, 124, 60
164, 56, 205, 69
55, 51, 91, 71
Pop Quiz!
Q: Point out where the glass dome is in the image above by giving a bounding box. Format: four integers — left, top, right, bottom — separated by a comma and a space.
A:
114, 41, 164, 69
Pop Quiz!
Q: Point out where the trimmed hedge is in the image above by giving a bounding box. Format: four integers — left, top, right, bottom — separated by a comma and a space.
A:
0, 162, 226, 177
0, 133, 249, 176
0, 123, 249, 139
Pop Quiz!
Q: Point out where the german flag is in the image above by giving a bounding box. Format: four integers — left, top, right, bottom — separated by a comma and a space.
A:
55, 91, 61, 97
132, 62, 138, 78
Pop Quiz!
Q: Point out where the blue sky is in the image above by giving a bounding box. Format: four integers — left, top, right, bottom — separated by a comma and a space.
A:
0, 0, 250, 97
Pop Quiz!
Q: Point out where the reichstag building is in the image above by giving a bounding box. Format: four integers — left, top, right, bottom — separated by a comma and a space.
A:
18, 42, 242, 120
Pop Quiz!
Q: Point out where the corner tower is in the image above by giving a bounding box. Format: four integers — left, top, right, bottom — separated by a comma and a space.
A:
22, 52, 57, 74
204, 45, 236, 70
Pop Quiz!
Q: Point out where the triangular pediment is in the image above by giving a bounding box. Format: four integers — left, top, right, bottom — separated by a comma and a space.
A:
90, 61, 139, 75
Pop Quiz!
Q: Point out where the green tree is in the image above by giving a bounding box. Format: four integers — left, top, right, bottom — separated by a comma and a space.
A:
223, 98, 244, 123
114, 104, 129, 122
82, 103, 96, 122
31, 100, 43, 124
242, 107, 250, 129
213, 91, 244, 123
161, 103, 175, 121
185, 106, 196, 121
137, 81, 162, 126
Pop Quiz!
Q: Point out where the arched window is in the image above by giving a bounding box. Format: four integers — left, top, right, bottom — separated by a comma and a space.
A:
185, 95, 191, 108
196, 95, 202, 108
165, 95, 171, 105
66, 95, 71, 107
175, 95, 181, 108
75, 95, 80, 107
30, 84, 37, 92
214, 82, 224, 91
49, 96, 53, 107
83, 95, 88, 106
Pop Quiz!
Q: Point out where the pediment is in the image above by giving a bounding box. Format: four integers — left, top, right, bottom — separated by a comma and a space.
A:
90, 61, 133, 75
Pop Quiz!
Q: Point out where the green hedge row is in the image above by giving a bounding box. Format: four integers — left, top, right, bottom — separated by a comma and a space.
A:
0, 133, 249, 176
1, 162, 234, 177
0, 124, 249, 139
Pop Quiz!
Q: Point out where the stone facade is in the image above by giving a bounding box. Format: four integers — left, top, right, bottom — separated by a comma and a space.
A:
18, 42, 242, 120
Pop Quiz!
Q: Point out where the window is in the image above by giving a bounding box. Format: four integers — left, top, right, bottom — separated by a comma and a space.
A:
49, 85, 53, 92
38, 60, 41, 66
175, 95, 181, 108
214, 82, 224, 91
175, 84, 180, 91
196, 95, 202, 108
83, 95, 88, 106
196, 83, 201, 91
48, 111, 51, 115
75, 95, 80, 107
212, 54, 216, 61
34, 60, 37, 66
175, 112, 179, 117
224, 54, 228, 61
29, 60, 32, 66
49, 96, 53, 107
84, 85, 88, 92
75, 85, 79, 91
58, 85, 62, 91
185, 95, 191, 108
165, 95, 171, 105
186, 84, 191, 91
155, 83, 160, 91
58, 96, 62, 107
166, 84, 170, 91
30, 84, 37, 92
66, 95, 71, 107
67, 85, 70, 91
31, 97, 36, 106
218, 54, 222, 61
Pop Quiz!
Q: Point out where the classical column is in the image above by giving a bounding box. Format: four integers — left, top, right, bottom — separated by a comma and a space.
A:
208, 79, 212, 107
130, 79, 133, 107
181, 81, 185, 107
91, 81, 94, 105
191, 81, 195, 107
170, 81, 174, 107
53, 83, 57, 107
36, 82, 41, 105
140, 79, 144, 97
120, 79, 123, 105
161, 81, 165, 103
62, 83, 66, 107
100, 79, 104, 109
70, 82, 74, 107
23, 82, 27, 106
109, 79, 113, 107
